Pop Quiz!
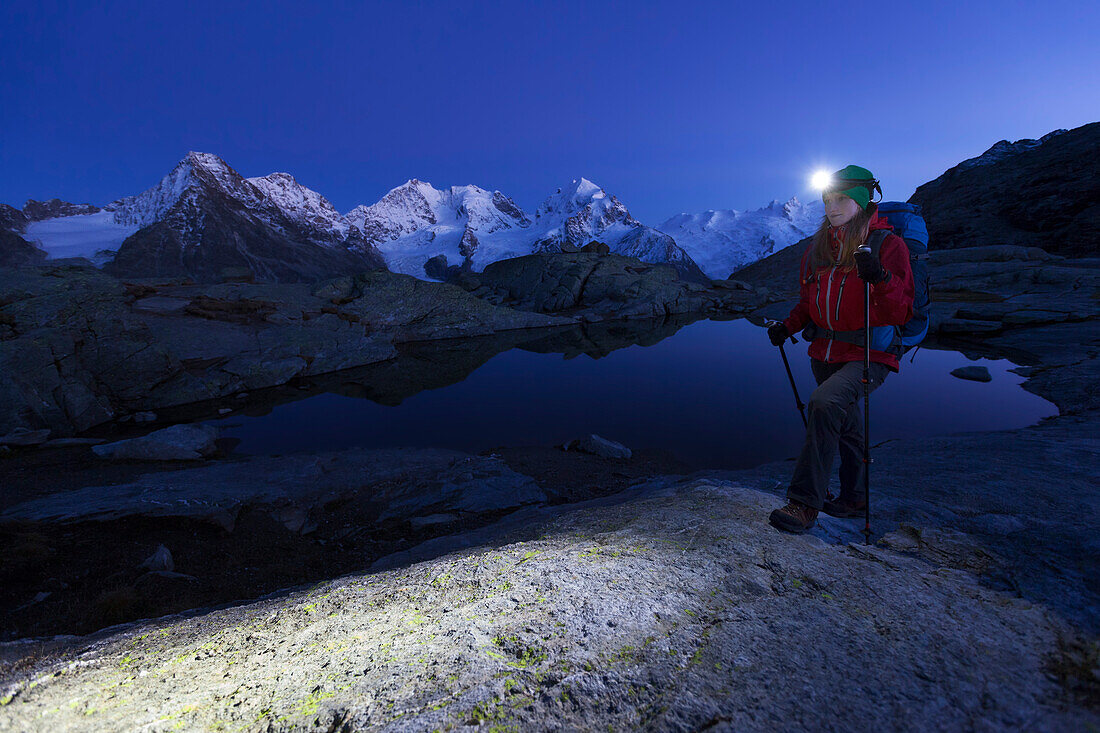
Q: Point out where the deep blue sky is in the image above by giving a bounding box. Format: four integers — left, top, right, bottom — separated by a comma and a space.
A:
3, 0, 1098, 224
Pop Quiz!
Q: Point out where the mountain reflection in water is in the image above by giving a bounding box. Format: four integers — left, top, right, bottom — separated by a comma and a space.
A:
208, 317, 1057, 470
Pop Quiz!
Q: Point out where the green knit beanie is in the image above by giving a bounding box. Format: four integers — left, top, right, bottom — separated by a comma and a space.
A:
822, 165, 876, 211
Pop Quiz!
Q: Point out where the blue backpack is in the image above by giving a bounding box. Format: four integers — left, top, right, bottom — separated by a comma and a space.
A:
870, 201, 931, 351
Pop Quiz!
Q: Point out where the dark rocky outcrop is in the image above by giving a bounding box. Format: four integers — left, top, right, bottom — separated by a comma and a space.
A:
466, 253, 760, 319
423, 253, 449, 280
21, 198, 100, 222
0, 252, 772, 439
910, 121, 1100, 256
491, 189, 531, 225
0, 265, 567, 438
458, 225, 479, 258
729, 234, 810, 298
0, 229, 47, 267
0, 204, 28, 233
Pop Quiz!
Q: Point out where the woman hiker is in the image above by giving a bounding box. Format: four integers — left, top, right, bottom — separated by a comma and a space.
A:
766, 165, 915, 534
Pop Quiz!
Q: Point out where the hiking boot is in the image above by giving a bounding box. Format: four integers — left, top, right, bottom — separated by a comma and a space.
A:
768, 500, 818, 534
822, 494, 867, 518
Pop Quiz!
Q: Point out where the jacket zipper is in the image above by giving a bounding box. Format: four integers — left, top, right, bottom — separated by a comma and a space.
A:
823, 267, 837, 361
816, 270, 825, 323
834, 273, 847, 325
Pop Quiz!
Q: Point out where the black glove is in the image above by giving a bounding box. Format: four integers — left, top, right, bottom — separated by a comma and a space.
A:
854, 246, 890, 284
767, 322, 790, 346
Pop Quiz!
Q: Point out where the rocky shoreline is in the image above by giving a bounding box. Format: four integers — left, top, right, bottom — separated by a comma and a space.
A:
0, 253, 768, 442
0, 244, 1097, 729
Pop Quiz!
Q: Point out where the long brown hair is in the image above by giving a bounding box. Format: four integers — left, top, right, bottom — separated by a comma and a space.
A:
810, 202, 875, 271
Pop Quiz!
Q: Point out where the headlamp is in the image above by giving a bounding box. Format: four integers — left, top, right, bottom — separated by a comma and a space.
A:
811, 170, 832, 191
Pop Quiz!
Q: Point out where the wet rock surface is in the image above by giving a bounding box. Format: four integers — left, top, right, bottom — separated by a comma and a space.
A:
1, 448, 546, 530
91, 424, 219, 461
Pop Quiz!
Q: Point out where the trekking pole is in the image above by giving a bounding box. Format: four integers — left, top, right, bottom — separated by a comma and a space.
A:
857, 246, 873, 545
767, 319, 807, 428
778, 339, 807, 428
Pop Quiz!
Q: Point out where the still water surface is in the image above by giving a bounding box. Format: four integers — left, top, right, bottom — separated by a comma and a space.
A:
210, 318, 1056, 470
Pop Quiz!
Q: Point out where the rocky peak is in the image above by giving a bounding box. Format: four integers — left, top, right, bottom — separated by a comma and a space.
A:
1, 203, 29, 232
345, 180, 442, 245
490, 191, 531, 227
956, 129, 1069, 171
911, 121, 1099, 256
22, 198, 101, 222
458, 225, 480, 258
107, 151, 263, 228
448, 185, 531, 232
535, 178, 639, 239
247, 172, 349, 242
536, 177, 606, 219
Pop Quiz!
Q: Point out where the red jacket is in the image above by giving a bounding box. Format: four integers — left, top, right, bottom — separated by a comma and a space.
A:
782, 211, 915, 371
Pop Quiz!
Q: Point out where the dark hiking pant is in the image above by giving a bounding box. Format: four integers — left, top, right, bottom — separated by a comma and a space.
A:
787, 359, 890, 510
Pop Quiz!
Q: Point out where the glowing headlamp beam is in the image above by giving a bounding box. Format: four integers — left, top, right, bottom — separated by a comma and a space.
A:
811, 170, 833, 191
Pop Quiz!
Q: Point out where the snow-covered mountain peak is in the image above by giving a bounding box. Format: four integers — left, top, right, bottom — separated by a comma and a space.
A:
657, 195, 824, 279
255, 171, 298, 186
247, 172, 350, 241
345, 180, 445, 244
183, 151, 234, 174
447, 185, 531, 232
106, 155, 204, 227
345, 179, 533, 246
536, 177, 610, 219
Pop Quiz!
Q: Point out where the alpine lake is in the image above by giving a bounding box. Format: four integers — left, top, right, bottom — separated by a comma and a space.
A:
201, 316, 1056, 470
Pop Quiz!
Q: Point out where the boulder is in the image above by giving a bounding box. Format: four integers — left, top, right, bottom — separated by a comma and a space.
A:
92, 424, 219, 461
423, 254, 449, 280
564, 433, 633, 459
139, 544, 175, 572
950, 366, 993, 382
0, 427, 52, 446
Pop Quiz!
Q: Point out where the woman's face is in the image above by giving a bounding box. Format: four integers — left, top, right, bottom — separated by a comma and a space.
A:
824, 193, 860, 227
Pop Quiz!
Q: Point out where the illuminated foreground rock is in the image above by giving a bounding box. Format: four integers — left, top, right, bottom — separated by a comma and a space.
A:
1, 472, 1094, 731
